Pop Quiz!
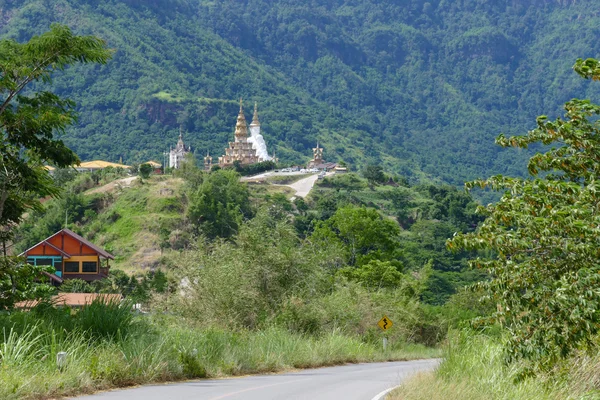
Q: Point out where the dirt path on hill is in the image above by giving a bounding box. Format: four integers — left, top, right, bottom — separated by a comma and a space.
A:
86, 176, 138, 194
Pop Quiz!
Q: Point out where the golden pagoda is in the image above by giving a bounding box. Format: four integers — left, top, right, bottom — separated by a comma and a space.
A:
218, 99, 260, 168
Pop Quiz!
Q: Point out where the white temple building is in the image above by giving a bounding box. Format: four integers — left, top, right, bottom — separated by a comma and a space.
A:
169, 128, 191, 169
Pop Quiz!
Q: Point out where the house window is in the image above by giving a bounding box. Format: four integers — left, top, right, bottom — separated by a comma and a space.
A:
64, 262, 79, 273
82, 262, 98, 273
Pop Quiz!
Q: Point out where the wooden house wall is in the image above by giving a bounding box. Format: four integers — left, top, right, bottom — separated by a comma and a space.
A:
24, 232, 108, 282
25, 243, 62, 256
48, 233, 98, 256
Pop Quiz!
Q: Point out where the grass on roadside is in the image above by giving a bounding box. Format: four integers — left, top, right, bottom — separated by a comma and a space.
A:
390, 331, 600, 400
0, 305, 439, 400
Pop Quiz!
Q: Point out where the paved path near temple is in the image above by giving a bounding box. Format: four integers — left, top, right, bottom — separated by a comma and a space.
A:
287, 173, 320, 198
74, 359, 439, 400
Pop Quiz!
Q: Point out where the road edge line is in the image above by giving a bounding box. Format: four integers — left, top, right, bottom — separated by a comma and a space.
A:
371, 385, 401, 400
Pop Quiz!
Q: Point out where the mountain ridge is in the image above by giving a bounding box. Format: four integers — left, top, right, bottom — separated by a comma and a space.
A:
1, 0, 598, 184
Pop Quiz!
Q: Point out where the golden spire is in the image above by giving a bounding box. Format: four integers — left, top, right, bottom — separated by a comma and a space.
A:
235, 98, 248, 139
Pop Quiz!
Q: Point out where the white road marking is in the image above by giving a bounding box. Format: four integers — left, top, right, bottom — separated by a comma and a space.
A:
371, 385, 401, 400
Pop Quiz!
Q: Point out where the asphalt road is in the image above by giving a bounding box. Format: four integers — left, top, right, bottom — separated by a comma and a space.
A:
74, 360, 438, 400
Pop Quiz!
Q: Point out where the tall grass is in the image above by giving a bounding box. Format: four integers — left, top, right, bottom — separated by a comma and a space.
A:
0, 304, 439, 400
76, 298, 134, 339
390, 331, 600, 400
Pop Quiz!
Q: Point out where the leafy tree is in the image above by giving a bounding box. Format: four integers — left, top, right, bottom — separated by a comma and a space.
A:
311, 205, 401, 267
232, 160, 243, 173
173, 209, 330, 328
293, 197, 309, 214
449, 58, 600, 373
319, 173, 367, 192
175, 153, 204, 190
52, 168, 78, 187
0, 24, 111, 228
386, 187, 414, 227
139, 163, 153, 179
187, 169, 253, 239
0, 24, 111, 308
0, 257, 54, 309
338, 260, 404, 290
362, 164, 386, 185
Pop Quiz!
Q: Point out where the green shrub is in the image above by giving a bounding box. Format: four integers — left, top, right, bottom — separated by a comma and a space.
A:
179, 350, 207, 378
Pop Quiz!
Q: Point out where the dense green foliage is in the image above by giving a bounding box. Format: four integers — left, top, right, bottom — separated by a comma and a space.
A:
311, 205, 402, 267
233, 160, 276, 176
450, 59, 600, 374
138, 163, 153, 179
1, 1, 599, 185
187, 169, 253, 239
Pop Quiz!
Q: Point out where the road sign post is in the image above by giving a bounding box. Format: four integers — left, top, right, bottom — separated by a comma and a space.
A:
377, 315, 393, 331
377, 315, 393, 351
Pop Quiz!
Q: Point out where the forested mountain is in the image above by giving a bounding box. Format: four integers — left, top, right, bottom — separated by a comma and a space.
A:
1, 0, 598, 184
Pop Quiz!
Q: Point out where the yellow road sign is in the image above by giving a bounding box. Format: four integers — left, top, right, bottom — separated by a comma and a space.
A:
377, 315, 393, 331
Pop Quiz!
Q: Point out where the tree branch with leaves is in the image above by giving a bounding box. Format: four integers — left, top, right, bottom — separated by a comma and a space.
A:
0, 24, 111, 308
449, 58, 600, 374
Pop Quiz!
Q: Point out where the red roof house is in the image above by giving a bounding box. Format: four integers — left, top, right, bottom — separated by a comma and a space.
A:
20, 228, 114, 284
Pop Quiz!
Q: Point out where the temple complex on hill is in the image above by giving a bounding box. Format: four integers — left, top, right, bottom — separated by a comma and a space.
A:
169, 128, 191, 169
217, 100, 260, 168
206, 99, 271, 170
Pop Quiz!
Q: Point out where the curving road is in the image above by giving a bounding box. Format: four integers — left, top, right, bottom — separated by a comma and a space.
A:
74, 360, 439, 400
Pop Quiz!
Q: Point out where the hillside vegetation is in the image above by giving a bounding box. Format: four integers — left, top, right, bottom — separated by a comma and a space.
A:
0, 0, 599, 183
5, 162, 486, 398
14, 164, 484, 307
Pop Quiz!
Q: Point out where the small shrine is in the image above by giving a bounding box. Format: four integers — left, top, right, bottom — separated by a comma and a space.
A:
307, 142, 337, 171
308, 142, 324, 168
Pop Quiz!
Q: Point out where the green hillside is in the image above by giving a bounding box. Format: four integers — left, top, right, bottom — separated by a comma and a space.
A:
1, 0, 599, 184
